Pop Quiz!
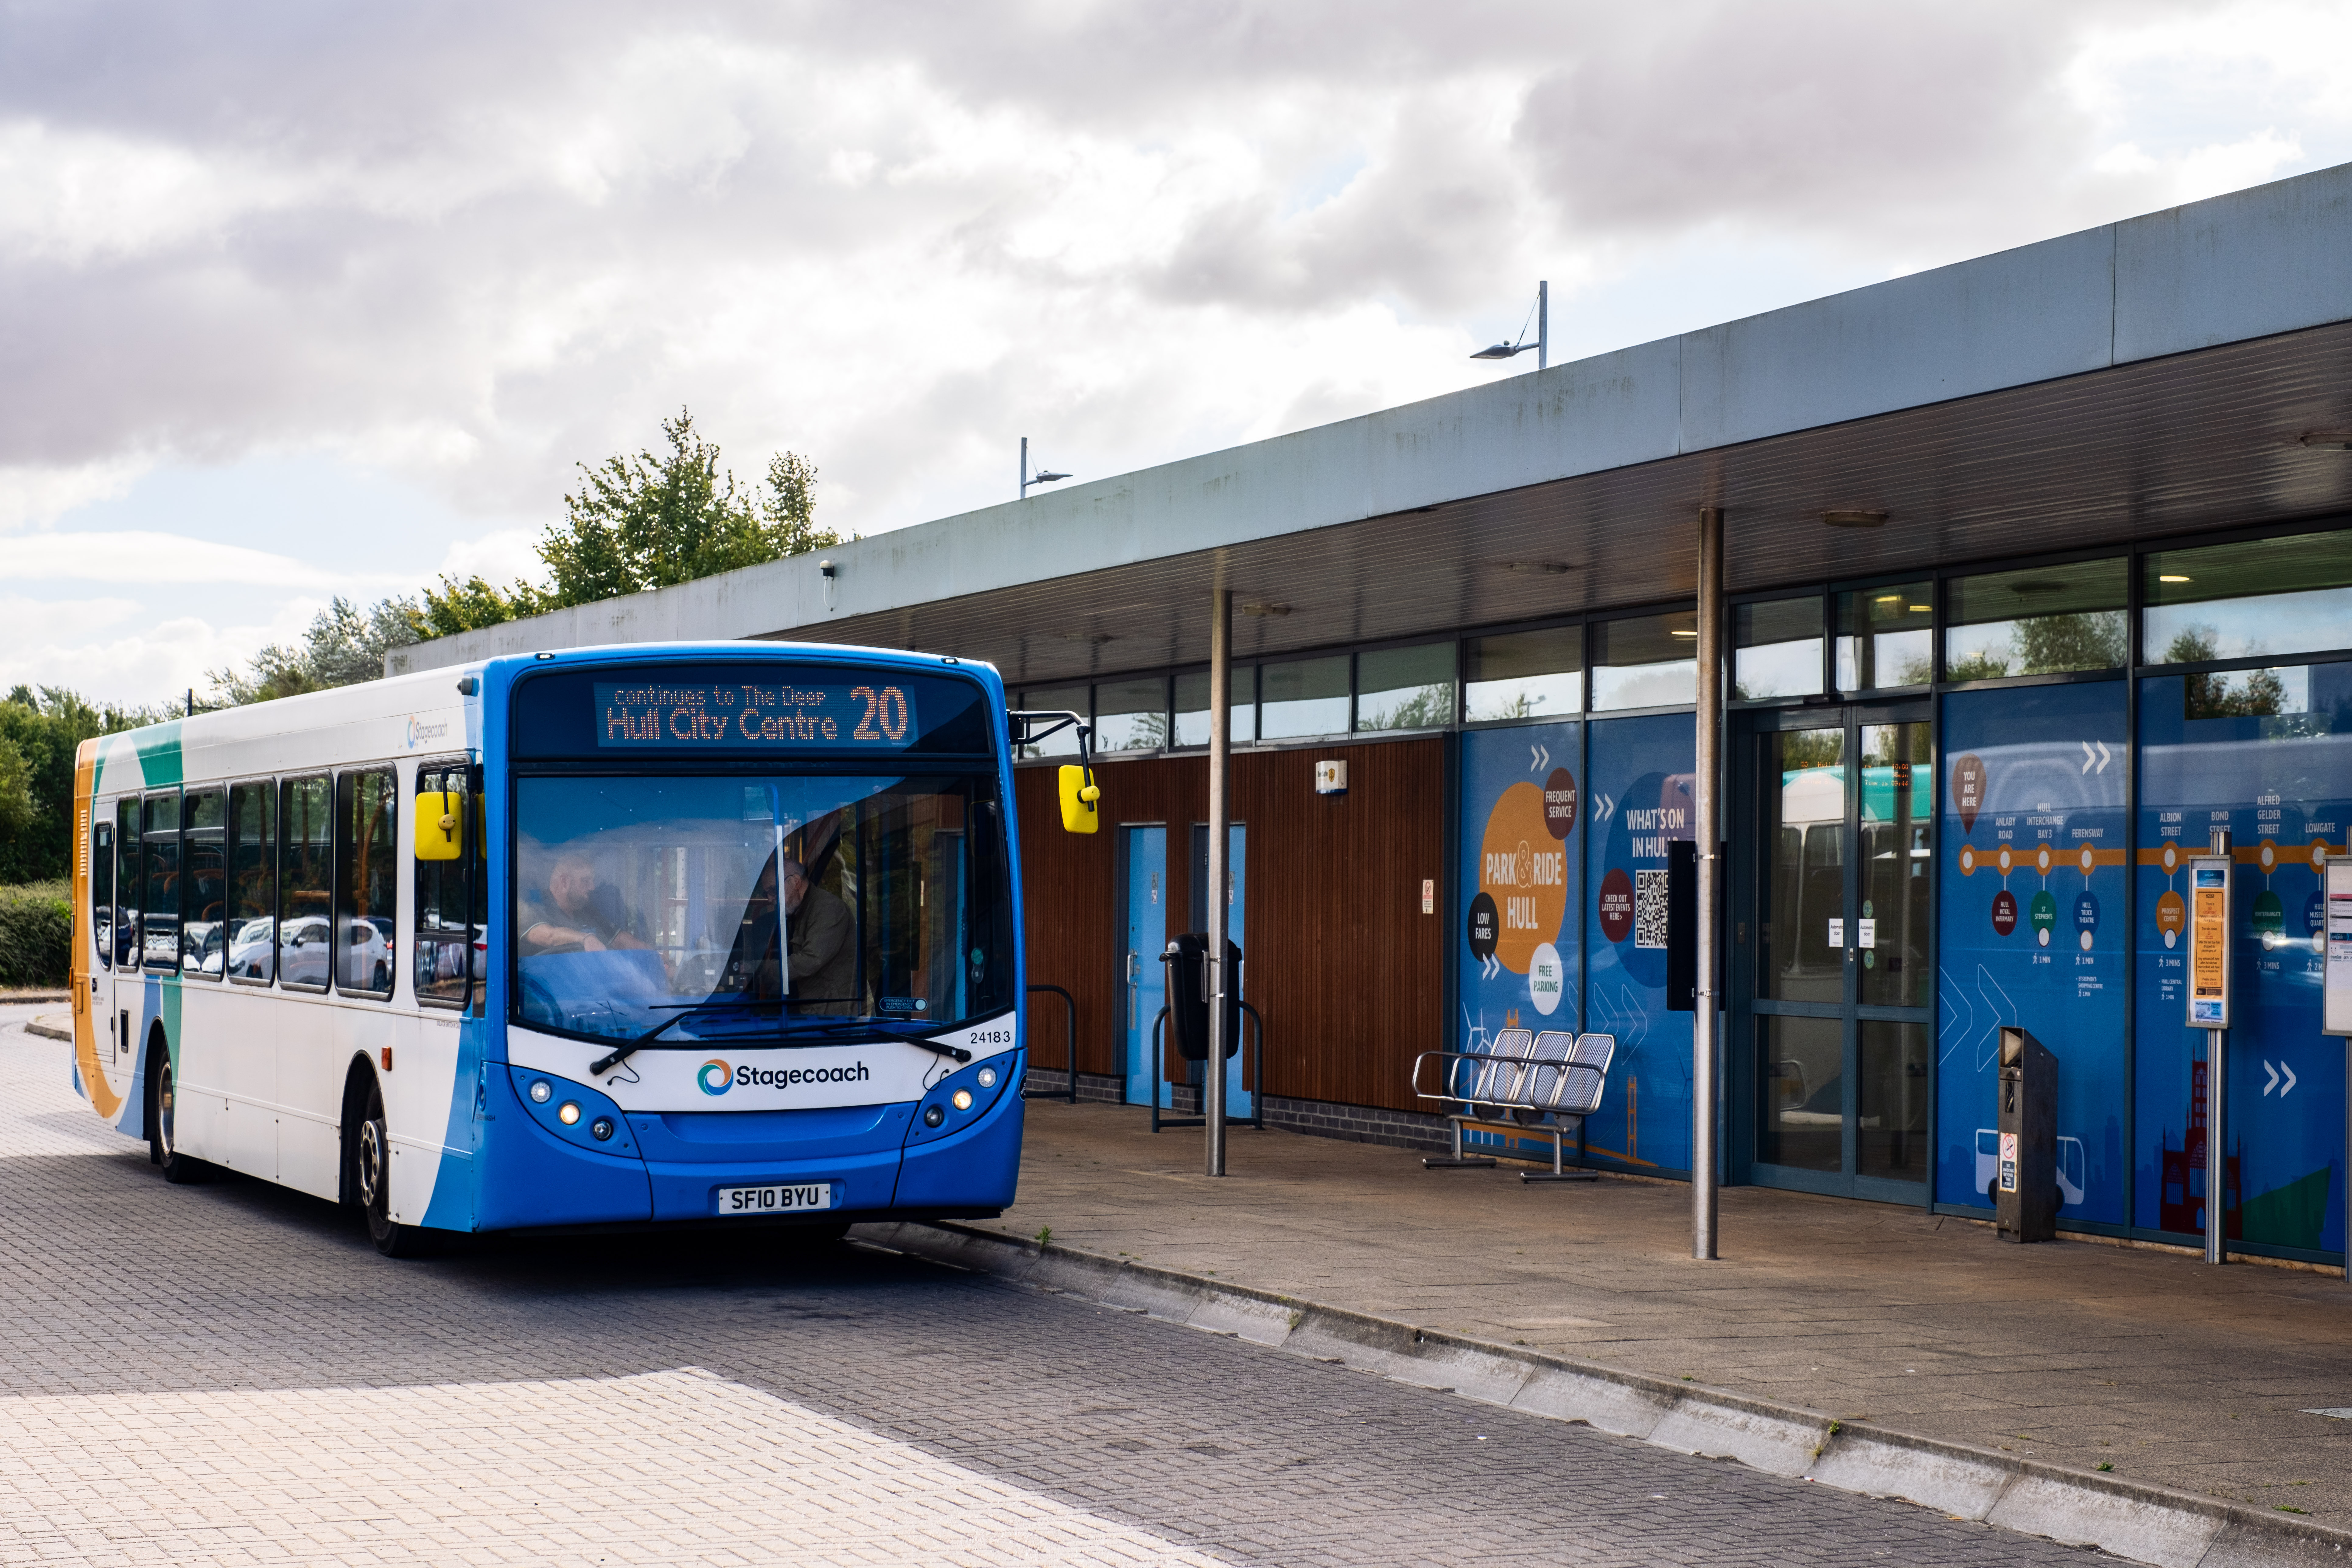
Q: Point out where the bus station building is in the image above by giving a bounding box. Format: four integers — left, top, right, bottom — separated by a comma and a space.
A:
396, 161, 2352, 1266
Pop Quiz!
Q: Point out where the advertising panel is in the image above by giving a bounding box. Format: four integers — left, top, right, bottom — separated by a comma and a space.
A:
1458, 719, 1582, 1049
2134, 666, 2351, 1252
1583, 712, 1695, 1174
1936, 682, 2128, 1223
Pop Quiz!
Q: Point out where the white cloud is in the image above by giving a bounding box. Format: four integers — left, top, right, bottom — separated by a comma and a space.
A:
3, 530, 357, 587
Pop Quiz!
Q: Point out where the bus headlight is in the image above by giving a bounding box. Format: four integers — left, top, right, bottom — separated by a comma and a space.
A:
530, 1080, 553, 1103
976, 1067, 997, 1089
952, 1089, 974, 1111
558, 1101, 582, 1125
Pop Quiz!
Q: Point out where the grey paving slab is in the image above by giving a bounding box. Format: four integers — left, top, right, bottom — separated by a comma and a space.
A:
985, 1098, 2352, 1525
0, 1009, 2111, 1566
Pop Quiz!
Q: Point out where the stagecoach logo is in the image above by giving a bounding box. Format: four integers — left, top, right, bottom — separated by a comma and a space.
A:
697, 1059, 734, 1096
403, 715, 452, 750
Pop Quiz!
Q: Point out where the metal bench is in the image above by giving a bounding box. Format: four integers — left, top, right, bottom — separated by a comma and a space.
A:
1410, 1029, 1617, 1183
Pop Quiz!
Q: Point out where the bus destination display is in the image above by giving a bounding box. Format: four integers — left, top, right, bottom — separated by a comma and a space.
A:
595, 681, 918, 750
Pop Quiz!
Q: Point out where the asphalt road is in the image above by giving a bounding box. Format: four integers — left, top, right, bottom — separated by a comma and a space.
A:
0, 1004, 2108, 1566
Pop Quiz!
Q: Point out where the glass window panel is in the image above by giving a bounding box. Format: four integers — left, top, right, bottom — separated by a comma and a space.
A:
2144, 529, 2352, 664
1756, 1014, 1843, 1172
1945, 559, 2126, 679
1173, 666, 1255, 747
1857, 722, 1931, 1008
1464, 626, 1582, 722
1835, 583, 1933, 690
1758, 727, 1844, 1003
1093, 676, 1169, 754
114, 800, 140, 970
1355, 643, 1455, 732
1734, 596, 1823, 700
413, 765, 476, 1008
335, 769, 397, 998
1015, 684, 1088, 759
1260, 655, 1350, 738
1857, 1020, 1930, 1182
227, 782, 275, 983
278, 776, 332, 990
180, 788, 226, 980
140, 791, 179, 971
89, 817, 114, 973
1591, 611, 1697, 710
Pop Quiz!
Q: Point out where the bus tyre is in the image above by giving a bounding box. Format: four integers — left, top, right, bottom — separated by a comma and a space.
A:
358, 1084, 428, 1258
150, 1047, 206, 1185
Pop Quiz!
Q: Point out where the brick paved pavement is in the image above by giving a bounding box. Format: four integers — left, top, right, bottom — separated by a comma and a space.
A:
0, 1008, 2114, 1565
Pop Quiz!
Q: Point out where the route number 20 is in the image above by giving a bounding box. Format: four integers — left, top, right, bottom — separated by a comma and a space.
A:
851, 685, 911, 742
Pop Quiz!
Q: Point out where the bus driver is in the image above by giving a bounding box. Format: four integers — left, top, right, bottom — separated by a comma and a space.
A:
520, 851, 651, 957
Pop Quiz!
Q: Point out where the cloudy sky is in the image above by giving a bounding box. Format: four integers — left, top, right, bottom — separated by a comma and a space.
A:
5, 0, 2351, 707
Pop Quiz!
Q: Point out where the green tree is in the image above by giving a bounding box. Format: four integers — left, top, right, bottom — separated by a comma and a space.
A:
414, 574, 548, 639
536, 409, 837, 606
209, 596, 423, 706
0, 685, 166, 883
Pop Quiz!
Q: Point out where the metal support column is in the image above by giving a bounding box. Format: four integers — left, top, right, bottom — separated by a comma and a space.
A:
1205, 587, 1231, 1176
2207, 825, 2231, 1265
1692, 506, 1724, 1261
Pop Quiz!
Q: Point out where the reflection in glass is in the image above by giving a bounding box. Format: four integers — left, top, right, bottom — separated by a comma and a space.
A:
1857, 1020, 1930, 1181
279, 776, 333, 990
414, 764, 477, 1008
2145, 528, 2352, 665
336, 770, 397, 996
115, 800, 141, 970
1945, 559, 2125, 679
1757, 1014, 1843, 1172
1835, 584, 1932, 690
1759, 728, 1843, 1003
141, 791, 180, 971
90, 820, 114, 973
227, 782, 275, 982
1094, 676, 1169, 753
1260, 655, 1350, 738
513, 772, 1014, 1044
1464, 627, 1582, 722
1591, 611, 1697, 710
1858, 724, 1931, 1007
1356, 643, 1454, 731
1734, 597, 1823, 700
1015, 684, 1088, 758
180, 788, 226, 979
1173, 666, 1256, 747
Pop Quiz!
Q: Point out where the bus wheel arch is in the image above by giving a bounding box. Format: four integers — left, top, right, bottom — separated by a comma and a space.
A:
337, 1058, 377, 1209
147, 1025, 204, 1184
342, 1059, 428, 1258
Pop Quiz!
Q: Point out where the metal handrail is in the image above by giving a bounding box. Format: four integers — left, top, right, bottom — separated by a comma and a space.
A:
1023, 983, 1080, 1103
1150, 1001, 1265, 1133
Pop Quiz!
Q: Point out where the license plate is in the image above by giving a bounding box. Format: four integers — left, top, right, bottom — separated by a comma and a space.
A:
716, 1183, 833, 1215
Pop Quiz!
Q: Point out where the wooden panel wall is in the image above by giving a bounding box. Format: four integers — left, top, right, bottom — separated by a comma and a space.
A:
1015, 737, 1448, 1113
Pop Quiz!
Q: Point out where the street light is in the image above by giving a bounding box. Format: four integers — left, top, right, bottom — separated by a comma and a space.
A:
1471, 280, 1547, 371
1020, 436, 1072, 500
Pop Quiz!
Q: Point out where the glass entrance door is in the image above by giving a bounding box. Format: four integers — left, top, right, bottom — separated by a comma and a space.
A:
1743, 705, 1933, 1202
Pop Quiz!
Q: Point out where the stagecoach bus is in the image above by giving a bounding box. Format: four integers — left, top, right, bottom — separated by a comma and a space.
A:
65, 644, 1076, 1256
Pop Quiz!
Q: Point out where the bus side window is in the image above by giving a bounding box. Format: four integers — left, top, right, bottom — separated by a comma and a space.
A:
228, 781, 276, 984
141, 790, 180, 972
115, 799, 141, 970
335, 769, 397, 999
413, 764, 472, 1009
91, 817, 113, 971
279, 776, 332, 992
180, 788, 226, 981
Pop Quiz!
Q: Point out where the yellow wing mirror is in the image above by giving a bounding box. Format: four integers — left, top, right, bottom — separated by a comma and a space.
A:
1058, 765, 1101, 834
413, 791, 463, 860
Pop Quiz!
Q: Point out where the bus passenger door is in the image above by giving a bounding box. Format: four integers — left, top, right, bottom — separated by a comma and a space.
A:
1122, 826, 1166, 1106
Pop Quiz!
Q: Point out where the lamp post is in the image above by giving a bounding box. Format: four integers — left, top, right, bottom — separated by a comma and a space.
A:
1470, 281, 1547, 372
1020, 437, 1072, 500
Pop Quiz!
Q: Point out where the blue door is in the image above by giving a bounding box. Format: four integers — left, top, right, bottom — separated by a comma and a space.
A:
1192, 822, 1251, 1118
1122, 826, 1167, 1105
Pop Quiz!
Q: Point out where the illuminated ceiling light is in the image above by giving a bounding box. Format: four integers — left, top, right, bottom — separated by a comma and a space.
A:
1669, 628, 1699, 639
1875, 593, 1901, 604
2160, 574, 2191, 583
1823, 509, 1888, 529
1907, 604, 1931, 613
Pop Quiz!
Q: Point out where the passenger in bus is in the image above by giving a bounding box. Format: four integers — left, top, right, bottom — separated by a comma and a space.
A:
519, 851, 650, 957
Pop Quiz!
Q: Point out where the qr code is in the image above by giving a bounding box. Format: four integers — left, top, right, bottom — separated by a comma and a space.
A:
1634, 868, 1669, 949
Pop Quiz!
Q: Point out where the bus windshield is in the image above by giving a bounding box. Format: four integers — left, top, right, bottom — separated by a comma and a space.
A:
513, 771, 1015, 1045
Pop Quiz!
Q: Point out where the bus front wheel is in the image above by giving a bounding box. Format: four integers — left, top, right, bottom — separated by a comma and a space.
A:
149, 1044, 206, 1185
358, 1084, 429, 1258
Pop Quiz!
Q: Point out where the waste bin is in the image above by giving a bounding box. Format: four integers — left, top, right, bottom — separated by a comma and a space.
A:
1994, 1025, 2057, 1243
1163, 932, 1241, 1062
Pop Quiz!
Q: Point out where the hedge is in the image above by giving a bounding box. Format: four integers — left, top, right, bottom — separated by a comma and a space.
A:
0, 881, 70, 989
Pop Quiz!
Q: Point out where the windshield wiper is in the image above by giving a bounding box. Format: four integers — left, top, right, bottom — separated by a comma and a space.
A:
589, 1006, 971, 1076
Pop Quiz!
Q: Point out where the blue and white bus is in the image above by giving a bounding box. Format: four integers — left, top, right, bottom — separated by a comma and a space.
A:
68, 644, 1081, 1256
